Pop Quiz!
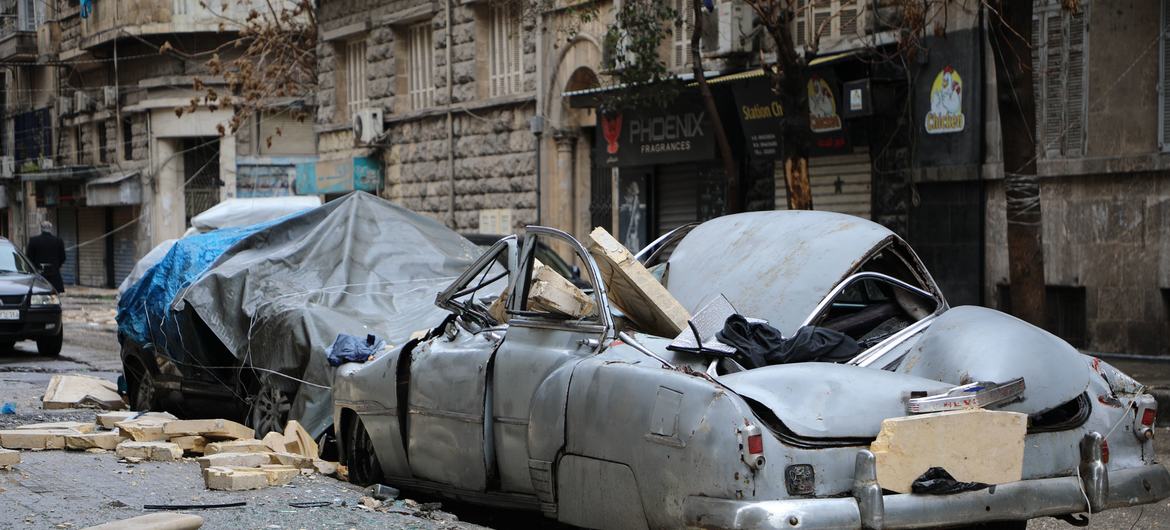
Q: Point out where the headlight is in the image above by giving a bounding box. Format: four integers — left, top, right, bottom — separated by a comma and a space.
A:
30, 294, 59, 306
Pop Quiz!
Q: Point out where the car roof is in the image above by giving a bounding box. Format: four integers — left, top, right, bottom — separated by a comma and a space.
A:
664, 210, 899, 336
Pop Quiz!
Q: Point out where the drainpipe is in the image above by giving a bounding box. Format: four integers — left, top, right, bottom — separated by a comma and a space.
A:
445, 0, 455, 228
531, 6, 545, 226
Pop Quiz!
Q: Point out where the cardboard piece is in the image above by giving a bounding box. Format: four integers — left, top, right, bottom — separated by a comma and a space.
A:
65, 431, 123, 451
0, 447, 19, 466
163, 419, 252, 441
869, 409, 1027, 493
587, 227, 690, 337
80, 512, 204, 530
42, 375, 126, 410
115, 441, 183, 462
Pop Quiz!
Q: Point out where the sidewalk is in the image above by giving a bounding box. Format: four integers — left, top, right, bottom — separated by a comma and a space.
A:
60, 286, 119, 357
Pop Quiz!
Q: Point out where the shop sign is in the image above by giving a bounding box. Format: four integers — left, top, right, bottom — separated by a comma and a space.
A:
807, 69, 850, 156
295, 157, 382, 195
731, 78, 784, 158
925, 66, 965, 134
595, 94, 715, 167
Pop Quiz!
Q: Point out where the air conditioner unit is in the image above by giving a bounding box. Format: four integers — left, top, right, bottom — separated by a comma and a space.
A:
58, 95, 73, 116
0, 156, 13, 178
74, 90, 93, 113
39, 157, 54, 169
103, 86, 118, 108
351, 108, 384, 145
702, 1, 753, 57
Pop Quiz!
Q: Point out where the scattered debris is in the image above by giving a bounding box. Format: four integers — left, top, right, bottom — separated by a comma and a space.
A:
0, 447, 19, 467
203, 466, 270, 491
196, 452, 272, 470
80, 512, 204, 530
527, 261, 596, 318
96, 411, 139, 429
142, 502, 246, 510
587, 227, 690, 337
203, 439, 270, 455
169, 436, 207, 454
282, 421, 318, 459
359, 496, 382, 510
64, 431, 122, 451
0, 402, 14, 414
115, 441, 183, 462
42, 375, 126, 411
0, 429, 75, 449
367, 483, 400, 501
16, 421, 95, 433
288, 501, 331, 509
870, 409, 1026, 493
163, 419, 252, 441
114, 415, 176, 442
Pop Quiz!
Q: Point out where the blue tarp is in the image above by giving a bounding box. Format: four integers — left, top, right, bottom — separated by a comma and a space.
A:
116, 222, 277, 353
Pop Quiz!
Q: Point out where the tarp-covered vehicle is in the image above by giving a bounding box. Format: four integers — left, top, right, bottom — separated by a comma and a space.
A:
332, 211, 1168, 529
117, 192, 481, 440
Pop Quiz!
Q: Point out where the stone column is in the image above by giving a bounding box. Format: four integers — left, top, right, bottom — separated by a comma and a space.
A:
552, 129, 577, 236
151, 137, 185, 246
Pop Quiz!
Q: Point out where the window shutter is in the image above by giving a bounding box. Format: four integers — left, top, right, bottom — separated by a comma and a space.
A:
1161, 0, 1170, 150
1042, 9, 1065, 158
839, 1, 858, 37
795, 0, 807, 46
1065, 5, 1087, 157
1031, 8, 1043, 150
510, 10, 522, 94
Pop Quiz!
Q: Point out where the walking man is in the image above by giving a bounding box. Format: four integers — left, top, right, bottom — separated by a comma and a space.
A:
27, 221, 66, 293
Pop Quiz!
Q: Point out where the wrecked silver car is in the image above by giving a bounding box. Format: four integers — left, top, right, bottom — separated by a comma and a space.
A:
332, 211, 1169, 529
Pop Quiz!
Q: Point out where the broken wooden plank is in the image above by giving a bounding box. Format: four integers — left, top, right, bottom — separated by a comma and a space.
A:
163, 419, 252, 441
115, 441, 183, 462
0, 429, 75, 449
203, 439, 270, 456
587, 227, 690, 337
203, 466, 269, 491
80, 512, 203, 530
16, 421, 97, 433
869, 409, 1027, 493
42, 375, 126, 410
0, 447, 19, 467
65, 431, 122, 451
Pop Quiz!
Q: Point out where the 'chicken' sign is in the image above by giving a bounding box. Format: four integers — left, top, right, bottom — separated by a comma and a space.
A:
925, 66, 966, 134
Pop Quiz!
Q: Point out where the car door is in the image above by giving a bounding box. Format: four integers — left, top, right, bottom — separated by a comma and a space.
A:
490, 227, 615, 494
405, 236, 516, 491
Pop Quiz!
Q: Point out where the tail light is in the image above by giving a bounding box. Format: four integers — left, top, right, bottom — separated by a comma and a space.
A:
739, 424, 765, 470
1134, 395, 1157, 442
1101, 439, 1110, 464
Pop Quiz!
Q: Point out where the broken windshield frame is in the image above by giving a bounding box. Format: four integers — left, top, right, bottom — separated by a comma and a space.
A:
435, 235, 517, 328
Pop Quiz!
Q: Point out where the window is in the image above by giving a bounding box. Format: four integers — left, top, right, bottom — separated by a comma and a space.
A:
122, 118, 133, 160
791, 0, 865, 48
1160, 1, 1170, 150
488, 1, 522, 97
97, 120, 108, 164
1033, 0, 1088, 158
408, 21, 435, 109
344, 38, 368, 117
671, 0, 693, 69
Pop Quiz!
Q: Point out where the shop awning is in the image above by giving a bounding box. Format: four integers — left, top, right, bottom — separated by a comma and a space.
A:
86, 170, 142, 206
563, 70, 724, 108
19, 165, 104, 182
702, 51, 859, 86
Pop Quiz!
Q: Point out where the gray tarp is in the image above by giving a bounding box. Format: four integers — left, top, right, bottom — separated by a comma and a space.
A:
175, 192, 482, 438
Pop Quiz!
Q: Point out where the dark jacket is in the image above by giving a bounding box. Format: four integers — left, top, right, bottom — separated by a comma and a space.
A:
27, 231, 66, 270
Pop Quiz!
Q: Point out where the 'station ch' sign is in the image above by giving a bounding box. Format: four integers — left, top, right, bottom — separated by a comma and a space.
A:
596, 94, 715, 167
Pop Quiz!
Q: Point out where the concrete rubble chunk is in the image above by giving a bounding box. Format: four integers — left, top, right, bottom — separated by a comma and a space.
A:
258, 464, 299, 486
170, 435, 208, 454
80, 512, 204, 530
114, 417, 172, 442
196, 451, 273, 470
282, 421, 318, 459
42, 374, 126, 410
261, 431, 287, 453
65, 431, 122, 451
0, 447, 19, 466
268, 451, 315, 469
0, 429, 75, 449
869, 409, 1027, 493
527, 260, 596, 318
115, 441, 183, 462
16, 421, 97, 433
203, 439, 270, 456
97, 411, 140, 429
203, 466, 269, 491
163, 419, 252, 440
312, 459, 338, 476
587, 227, 690, 337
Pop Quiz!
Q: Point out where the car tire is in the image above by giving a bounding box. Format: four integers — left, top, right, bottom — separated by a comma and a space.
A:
246, 375, 294, 439
37, 331, 62, 357
346, 415, 383, 487
125, 362, 156, 412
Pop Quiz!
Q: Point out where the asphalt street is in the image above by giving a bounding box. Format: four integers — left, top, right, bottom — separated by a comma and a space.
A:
0, 290, 1167, 529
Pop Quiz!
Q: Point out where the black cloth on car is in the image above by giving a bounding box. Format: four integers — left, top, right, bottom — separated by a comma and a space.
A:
26, 231, 66, 293
325, 333, 385, 367
715, 314, 860, 369
910, 467, 990, 495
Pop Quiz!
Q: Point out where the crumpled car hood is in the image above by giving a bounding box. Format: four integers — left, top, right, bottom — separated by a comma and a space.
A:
719, 363, 953, 439
895, 305, 1090, 414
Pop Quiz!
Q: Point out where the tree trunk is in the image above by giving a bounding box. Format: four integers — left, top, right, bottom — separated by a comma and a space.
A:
991, 0, 1046, 326
690, 0, 740, 213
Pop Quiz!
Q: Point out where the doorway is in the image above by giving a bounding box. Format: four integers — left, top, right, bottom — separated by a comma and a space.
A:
182, 137, 221, 225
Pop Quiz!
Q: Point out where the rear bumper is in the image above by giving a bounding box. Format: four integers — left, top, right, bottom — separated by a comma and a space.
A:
684, 433, 1170, 530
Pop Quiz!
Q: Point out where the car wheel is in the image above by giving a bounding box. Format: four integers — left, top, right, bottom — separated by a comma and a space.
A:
346, 415, 383, 486
126, 363, 156, 412
247, 375, 293, 438
37, 331, 62, 357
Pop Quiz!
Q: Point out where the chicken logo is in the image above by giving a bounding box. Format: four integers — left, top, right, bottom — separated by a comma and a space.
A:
807, 75, 842, 133
925, 65, 965, 134
601, 112, 623, 155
